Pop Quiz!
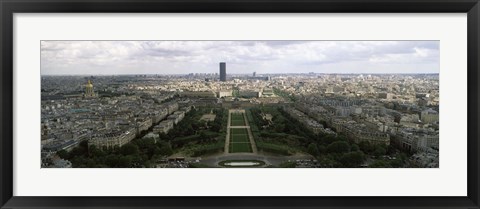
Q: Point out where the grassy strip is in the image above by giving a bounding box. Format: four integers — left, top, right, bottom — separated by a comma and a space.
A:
229, 142, 252, 153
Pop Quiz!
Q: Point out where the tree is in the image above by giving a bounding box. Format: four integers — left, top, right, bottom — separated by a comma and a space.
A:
359, 141, 375, 154
69, 146, 87, 158
307, 143, 320, 156
339, 151, 365, 167
336, 135, 348, 142
279, 161, 296, 168
89, 145, 106, 158
185, 124, 195, 136
105, 154, 119, 167
130, 155, 144, 167
56, 150, 69, 159
351, 144, 360, 152
159, 133, 171, 141
390, 158, 404, 168
326, 141, 350, 154
199, 131, 208, 141
86, 159, 98, 167
274, 124, 285, 132
210, 123, 221, 132
321, 134, 336, 145
369, 159, 392, 168
134, 138, 155, 150
318, 155, 336, 168
158, 141, 173, 156
117, 155, 133, 167
372, 145, 387, 157
120, 143, 139, 156
318, 145, 327, 153
79, 140, 89, 149
386, 144, 397, 155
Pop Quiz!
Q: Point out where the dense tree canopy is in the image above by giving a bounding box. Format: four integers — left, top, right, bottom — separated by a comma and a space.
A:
247, 106, 410, 168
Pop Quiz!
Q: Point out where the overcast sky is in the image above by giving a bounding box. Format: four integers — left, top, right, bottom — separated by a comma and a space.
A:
41, 41, 439, 75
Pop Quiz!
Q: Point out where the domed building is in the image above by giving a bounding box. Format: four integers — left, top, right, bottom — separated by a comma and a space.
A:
84, 80, 96, 98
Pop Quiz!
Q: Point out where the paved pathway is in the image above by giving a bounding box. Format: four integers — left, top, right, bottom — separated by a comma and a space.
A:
224, 109, 232, 153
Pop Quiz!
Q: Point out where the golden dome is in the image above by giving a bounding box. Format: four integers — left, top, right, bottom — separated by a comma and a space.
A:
86, 80, 93, 88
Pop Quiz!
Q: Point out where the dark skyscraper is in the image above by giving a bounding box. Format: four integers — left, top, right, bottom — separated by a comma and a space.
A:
219, 62, 226, 82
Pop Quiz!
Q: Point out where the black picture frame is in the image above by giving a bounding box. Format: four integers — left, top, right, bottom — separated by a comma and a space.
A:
1, 0, 479, 208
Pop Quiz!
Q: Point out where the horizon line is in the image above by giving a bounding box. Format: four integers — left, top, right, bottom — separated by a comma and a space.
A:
41, 72, 440, 76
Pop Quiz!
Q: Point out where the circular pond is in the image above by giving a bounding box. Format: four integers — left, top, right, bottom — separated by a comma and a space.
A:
218, 160, 266, 168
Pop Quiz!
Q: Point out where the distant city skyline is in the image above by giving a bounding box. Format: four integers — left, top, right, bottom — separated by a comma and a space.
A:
41, 41, 440, 75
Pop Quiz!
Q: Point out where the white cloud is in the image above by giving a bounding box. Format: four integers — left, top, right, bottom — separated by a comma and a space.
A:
413, 47, 430, 58
41, 41, 439, 75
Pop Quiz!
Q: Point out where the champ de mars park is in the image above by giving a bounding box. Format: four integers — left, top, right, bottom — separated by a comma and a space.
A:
40, 41, 439, 168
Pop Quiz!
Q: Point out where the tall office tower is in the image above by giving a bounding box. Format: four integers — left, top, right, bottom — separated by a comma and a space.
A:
219, 62, 226, 82
253, 72, 256, 77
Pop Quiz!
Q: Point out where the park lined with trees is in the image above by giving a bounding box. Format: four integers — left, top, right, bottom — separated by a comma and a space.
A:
247, 106, 410, 168
58, 105, 409, 168
58, 107, 228, 168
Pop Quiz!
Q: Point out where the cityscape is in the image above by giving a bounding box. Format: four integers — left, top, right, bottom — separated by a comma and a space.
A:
41, 41, 439, 168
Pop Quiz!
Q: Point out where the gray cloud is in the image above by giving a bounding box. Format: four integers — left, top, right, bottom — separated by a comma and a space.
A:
41, 40, 439, 75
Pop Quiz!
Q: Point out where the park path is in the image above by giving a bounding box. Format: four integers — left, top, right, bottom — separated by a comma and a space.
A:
242, 110, 258, 153
224, 109, 232, 153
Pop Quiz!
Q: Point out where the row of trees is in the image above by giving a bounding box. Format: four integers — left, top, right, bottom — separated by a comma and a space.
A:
161, 109, 208, 140
158, 107, 227, 156
306, 133, 408, 168
57, 138, 173, 168
249, 106, 409, 168
249, 107, 313, 155
59, 107, 228, 167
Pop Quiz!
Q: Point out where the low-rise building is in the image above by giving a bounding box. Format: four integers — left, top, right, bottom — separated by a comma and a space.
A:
153, 120, 174, 134
152, 108, 168, 123
394, 129, 439, 152
167, 111, 185, 124
342, 122, 390, 145
89, 128, 136, 149
181, 91, 216, 98
420, 108, 439, 124
218, 90, 233, 98
136, 117, 152, 134
165, 102, 179, 114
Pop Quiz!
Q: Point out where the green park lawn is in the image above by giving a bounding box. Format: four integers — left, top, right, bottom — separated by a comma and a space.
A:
229, 128, 252, 153
230, 113, 246, 126
230, 128, 249, 143
229, 142, 252, 153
